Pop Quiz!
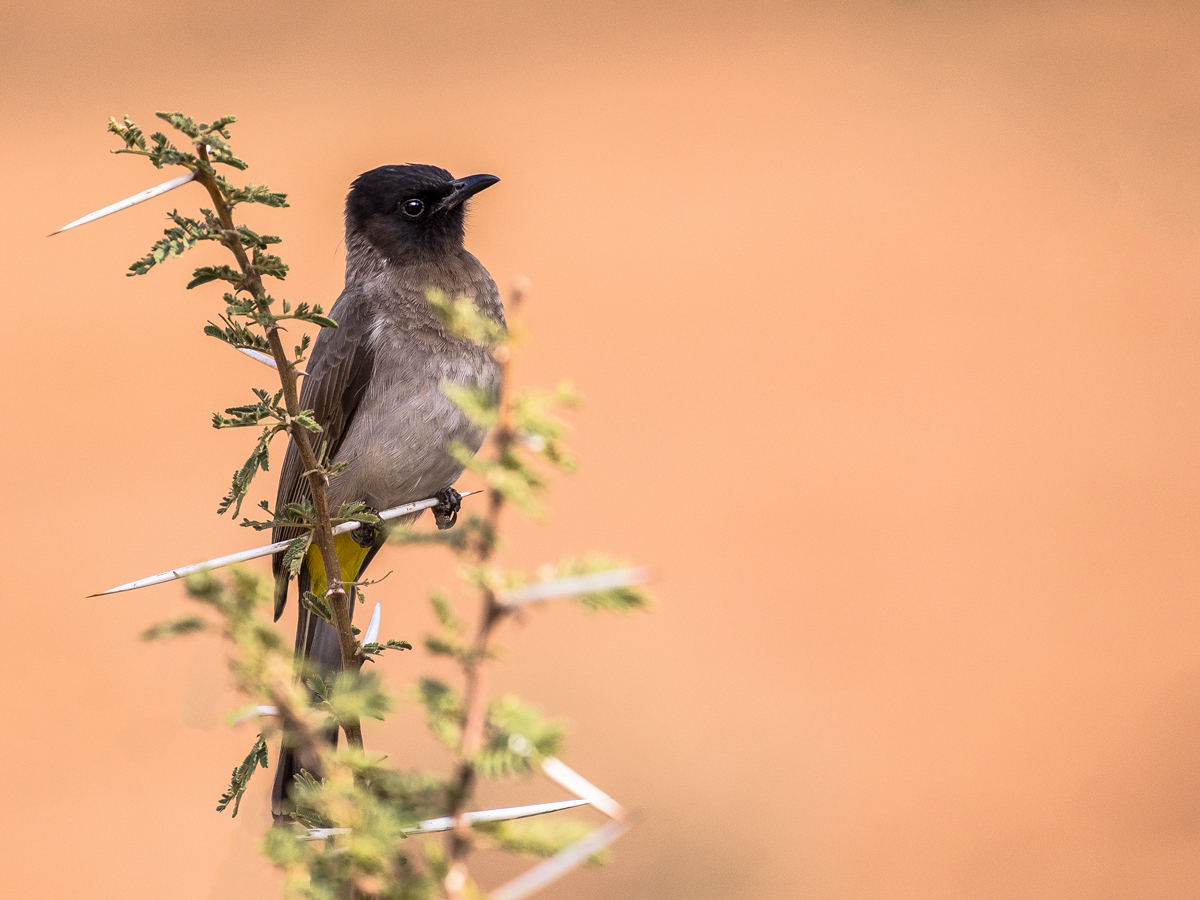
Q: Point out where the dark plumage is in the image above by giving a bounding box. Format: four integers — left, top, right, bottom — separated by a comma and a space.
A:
346, 165, 499, 262
270, 164, 503, 820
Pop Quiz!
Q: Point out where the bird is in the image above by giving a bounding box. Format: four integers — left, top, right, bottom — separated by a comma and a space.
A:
269, 164, 504, 821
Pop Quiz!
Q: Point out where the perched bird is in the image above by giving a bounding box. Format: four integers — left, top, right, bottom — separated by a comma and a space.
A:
270, 164, 504, 820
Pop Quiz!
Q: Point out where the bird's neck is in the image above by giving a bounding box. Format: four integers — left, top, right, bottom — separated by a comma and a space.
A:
344, 229, 472, 285
344, 231, 392, 287
343, 232, 502, 326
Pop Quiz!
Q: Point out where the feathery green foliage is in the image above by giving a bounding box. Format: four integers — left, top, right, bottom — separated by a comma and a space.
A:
140, 616, 207, 641
417, 678, 465, 751
217, 734, 269, 817
112, 112, 320, 531
424, 287, 506, 348
477, 696, 565, 777
361, 639, 414, 658
544, 555, 652, 612
476, 818, 600, 862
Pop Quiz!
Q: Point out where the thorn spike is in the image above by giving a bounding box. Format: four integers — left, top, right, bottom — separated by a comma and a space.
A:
362, 603, 381, 645
237, 347, 278, 369
51, 171, 197, 235
541, 757, 624, 820
90, 492, 476, 597
500, 567, 650, 606
489, 820, 632, 900
299, 799, 591, 841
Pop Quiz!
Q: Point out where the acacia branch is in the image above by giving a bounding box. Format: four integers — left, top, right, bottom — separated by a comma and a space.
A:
193, 144, 362, 749
443, 286, 525, 900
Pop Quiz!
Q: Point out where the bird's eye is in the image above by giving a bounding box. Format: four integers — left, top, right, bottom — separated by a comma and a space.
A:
400, 198, 425, 218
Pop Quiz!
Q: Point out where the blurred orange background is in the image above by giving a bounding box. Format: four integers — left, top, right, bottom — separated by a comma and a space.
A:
4, 1, 1200, 897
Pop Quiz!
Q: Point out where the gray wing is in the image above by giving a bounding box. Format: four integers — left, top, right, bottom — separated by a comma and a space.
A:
272, 291, 376, 620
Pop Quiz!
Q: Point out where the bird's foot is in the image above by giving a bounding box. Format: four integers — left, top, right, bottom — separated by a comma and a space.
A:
352, 507, 381, 547
433, 488, 462, 530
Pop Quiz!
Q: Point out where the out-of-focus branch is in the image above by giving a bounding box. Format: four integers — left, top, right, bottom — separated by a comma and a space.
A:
444, 283, 526, 899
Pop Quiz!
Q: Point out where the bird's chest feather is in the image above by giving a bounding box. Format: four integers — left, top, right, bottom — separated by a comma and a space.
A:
329, 305, 501, 509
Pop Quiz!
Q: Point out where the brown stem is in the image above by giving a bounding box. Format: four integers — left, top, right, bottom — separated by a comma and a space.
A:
444, 287, 524, 899
193, 146, 362, 749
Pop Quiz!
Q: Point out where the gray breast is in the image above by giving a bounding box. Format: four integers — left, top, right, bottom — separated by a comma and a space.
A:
326, 259, 503, 511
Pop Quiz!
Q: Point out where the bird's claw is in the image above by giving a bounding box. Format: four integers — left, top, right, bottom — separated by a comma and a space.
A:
352, 507, 381, 547
433, 488, 462, 530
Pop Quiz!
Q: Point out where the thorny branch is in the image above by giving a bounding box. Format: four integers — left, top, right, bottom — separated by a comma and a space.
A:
192, 144, 363, 750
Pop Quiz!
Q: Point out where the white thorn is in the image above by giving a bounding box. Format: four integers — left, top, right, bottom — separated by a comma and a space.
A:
234, 346, 307, 377
51, 171, 197, 235
238, 347, 278, 369
541, 757, 624, 820
298, 799, 590, 841
90, 492, 477, 597
412, 799, 589, 835
362, 602, 381, 645
302, 828, 349, 841
489, 820, 631, 900
499, 567, 650, 606
231, 705, 279, 724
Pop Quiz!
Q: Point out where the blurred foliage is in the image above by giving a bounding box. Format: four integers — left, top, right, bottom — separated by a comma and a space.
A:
140, 615, 207, 641
476, 818, 603, 863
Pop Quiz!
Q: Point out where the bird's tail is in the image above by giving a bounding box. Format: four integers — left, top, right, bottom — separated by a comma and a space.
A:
272, 532, 382, 823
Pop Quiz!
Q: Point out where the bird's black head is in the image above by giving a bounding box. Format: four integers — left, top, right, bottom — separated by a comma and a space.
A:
345, 164, 499, 263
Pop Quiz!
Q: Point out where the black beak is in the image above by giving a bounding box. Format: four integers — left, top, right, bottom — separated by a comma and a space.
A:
432, 173, 500, 215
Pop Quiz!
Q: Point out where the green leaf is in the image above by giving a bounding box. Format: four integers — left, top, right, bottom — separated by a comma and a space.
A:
109, 116, 199, 170
430, 590, 462, 634
477, 818, 600, 862
222, 291, 258, 318
547, 554, 652, 613
127, 210, 220, 276
361, 639, 413, 657
283, 535, 312, 577
415, 678, 463, 750
301, 590, 333, 625
279, 301, 338, 328
477, 695, 565, 778
140, 616, 207, 641
188, 264, 243, 290
512, 385, 579, 473
323, 670, 393, 724
217, 178, 289, 208
423, 636, 463, 659
450, 442, 545, 518
155, 112, 246, 169
424, 589, 466, 660
234, 225, 281, 249
203, 315, 271, 353
216, 733, 268, 817
293, 333, 311, 363
423, 287, 506, 347
286, 770, 334, 831
216, 425, 277, 517
331, 501, 380, 528
441, 382, 499, 430
156, 111, 205, 140
107, 115, 147, 152
251, 248, 289, 281
212, 388, 287, 429
386, 515, 492, 554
